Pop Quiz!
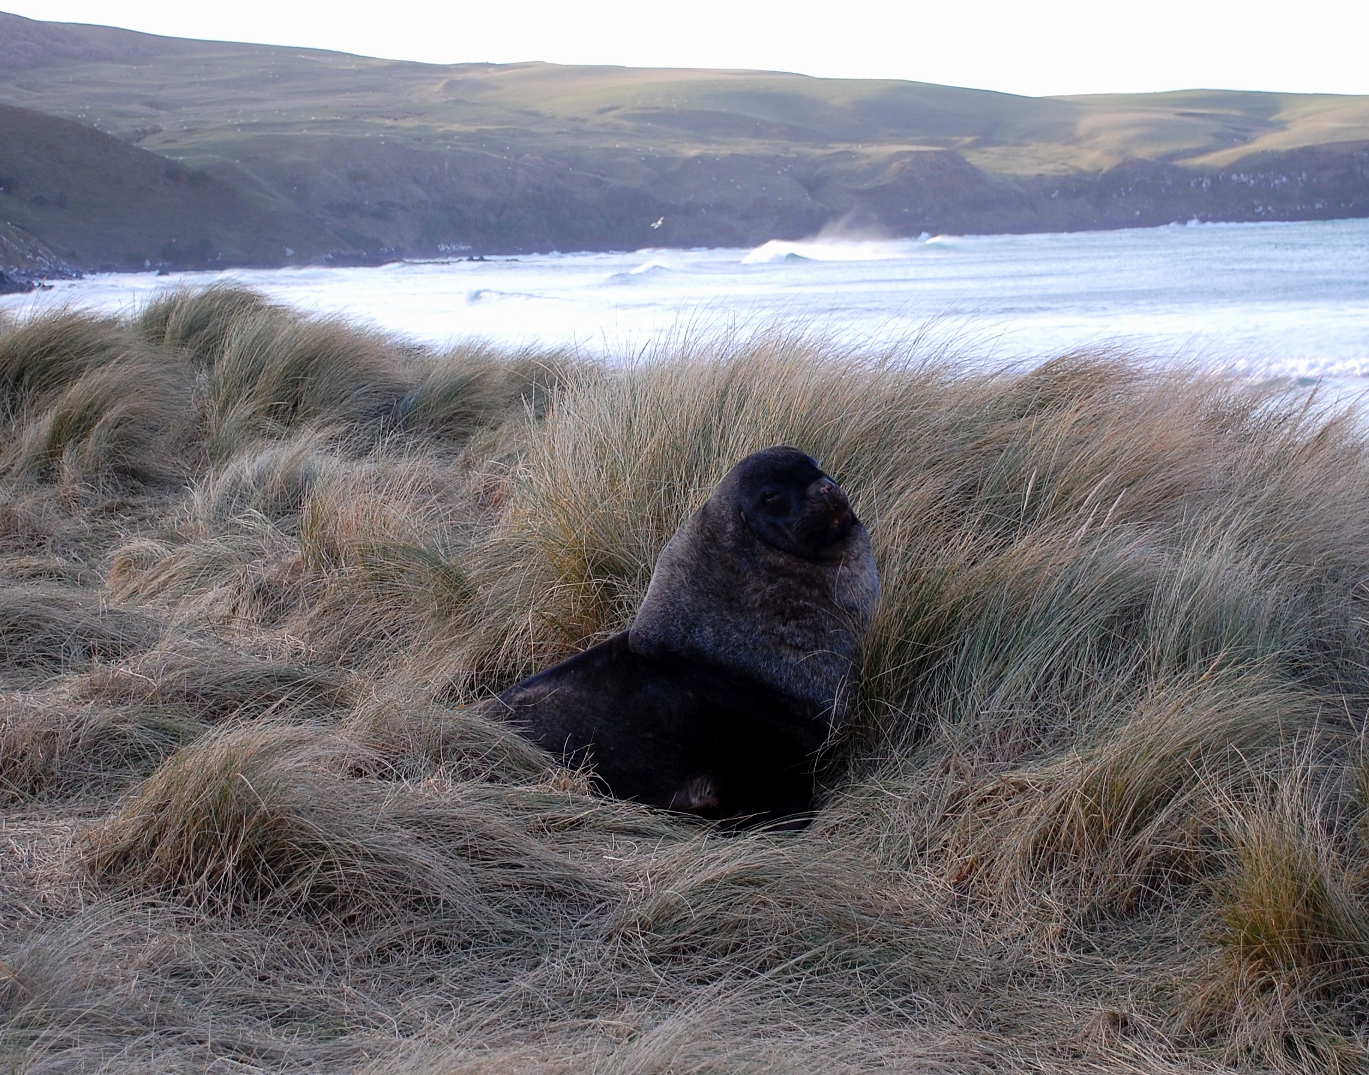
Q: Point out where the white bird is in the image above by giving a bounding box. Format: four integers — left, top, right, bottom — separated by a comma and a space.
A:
650, 217, 664, 229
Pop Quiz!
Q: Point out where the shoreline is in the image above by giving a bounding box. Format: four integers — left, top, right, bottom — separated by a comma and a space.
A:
4, 219, 1366, 386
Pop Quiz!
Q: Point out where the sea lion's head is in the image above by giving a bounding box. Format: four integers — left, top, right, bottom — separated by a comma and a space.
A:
728, 446, 858, 561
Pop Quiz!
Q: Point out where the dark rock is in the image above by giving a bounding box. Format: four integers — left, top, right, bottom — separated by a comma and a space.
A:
0, 269, 36, 294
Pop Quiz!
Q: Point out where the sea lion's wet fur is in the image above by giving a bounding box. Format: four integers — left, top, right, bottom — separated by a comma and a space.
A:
496, 446, 879, 823
629, 447, 880, 727
496, 632, 817, 821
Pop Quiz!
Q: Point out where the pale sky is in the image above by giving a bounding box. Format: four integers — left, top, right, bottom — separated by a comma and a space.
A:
4, 1, 1367, 98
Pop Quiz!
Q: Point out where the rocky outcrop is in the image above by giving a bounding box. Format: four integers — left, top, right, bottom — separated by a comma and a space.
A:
0, 269, 37, 294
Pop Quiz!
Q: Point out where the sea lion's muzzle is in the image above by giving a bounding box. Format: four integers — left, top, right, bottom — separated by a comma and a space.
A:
809, 475, 855, 538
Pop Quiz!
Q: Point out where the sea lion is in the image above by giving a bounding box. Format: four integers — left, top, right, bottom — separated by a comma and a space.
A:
496, 446, 880, 822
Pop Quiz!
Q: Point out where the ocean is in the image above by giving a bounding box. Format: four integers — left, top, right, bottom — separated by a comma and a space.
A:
5, 217, 1368, 384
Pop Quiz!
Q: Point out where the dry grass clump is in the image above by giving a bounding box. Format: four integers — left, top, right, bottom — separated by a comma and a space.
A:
606, 837, 930, 983
109, 437, 484, 668
80, 717, 410, 920
0, 308, 133, 411
107, 518, 313, 633
10, 357, 197, 485
81, 721, 456, 920
396, 340, 574, 442
80, 720, 644, 935
0, 309, 199, 486
7, 290, 1369, 1071
0, 584, 162, 685
203, 309, 415, 454
0, 694, 195, 801
933, 668, 1329, 923
136, 285, 574, 451
80, 642, 352, 724
135, 282, 279, 363
342, 693, 555, 784
191, 429, 345, 526
1177, 769, 1369, 1071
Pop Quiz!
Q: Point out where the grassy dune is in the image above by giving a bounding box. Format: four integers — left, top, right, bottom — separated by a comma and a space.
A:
3, 289, 1369, 1072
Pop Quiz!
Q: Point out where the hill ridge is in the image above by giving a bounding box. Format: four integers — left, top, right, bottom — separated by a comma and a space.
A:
1, 11, 1367, 275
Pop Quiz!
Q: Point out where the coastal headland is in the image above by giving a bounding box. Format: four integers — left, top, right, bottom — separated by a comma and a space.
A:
1, 9, 1368, 279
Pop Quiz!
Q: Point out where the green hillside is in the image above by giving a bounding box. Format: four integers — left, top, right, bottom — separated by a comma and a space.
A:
1, 11, 1367, 271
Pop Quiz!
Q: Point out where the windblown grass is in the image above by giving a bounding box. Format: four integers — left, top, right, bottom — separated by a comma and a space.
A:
0, 584, 162, 684
2, 288, 1368, 1072
0, 308, 198, 486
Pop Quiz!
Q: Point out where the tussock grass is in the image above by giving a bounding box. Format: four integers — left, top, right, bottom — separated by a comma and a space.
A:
3, 291, 1369, 1071
0, 695, 196, 801
0, 584, 162, 684
0, 308, 132, 415
0, 309, 198, 486
605, 837, 932, 984
135, 283, 279, 365
934, 668, 1328, 922
342, 692, 557, 784
11, 356, 196, 484
192, 429, 345, 526
396, 340, 574, 442
81, 721, 651, 937
204, 309, 414, 454
1178, 765, 1369, 1071
81, 722, 461, 921
80, 643, 352, 723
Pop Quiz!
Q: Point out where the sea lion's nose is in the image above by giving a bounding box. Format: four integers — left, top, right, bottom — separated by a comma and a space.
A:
811, 476, 854, 535
812, 475, 847, 508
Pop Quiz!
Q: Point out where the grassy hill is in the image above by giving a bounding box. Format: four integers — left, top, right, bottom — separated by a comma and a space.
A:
4, 288, 1369, 1072
1, 10, 1368, 269
0, 103, 334, 273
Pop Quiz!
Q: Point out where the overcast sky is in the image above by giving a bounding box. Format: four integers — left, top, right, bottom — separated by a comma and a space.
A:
4, 1, 1367, 98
